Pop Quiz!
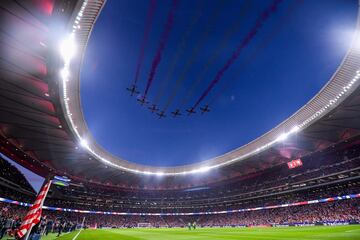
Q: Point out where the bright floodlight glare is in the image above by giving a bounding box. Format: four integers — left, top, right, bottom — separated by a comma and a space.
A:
198, 166, 211, 173
276, 133, 288, 142
60, 68, 69, 80
59, 35, 76, 62
290, 125, 300, 134
80, 139, 88, 148
155, 172, 164, 176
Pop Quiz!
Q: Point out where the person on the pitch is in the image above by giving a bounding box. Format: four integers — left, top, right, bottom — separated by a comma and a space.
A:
0, 216, 13, 239
192, 221, 197, 230
57, 219, 65, 237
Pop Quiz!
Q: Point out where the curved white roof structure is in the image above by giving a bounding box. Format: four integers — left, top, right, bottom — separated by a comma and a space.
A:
59, 0, 360, 176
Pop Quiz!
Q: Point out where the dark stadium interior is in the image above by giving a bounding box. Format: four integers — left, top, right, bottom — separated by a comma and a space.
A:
0, 0, 360, 239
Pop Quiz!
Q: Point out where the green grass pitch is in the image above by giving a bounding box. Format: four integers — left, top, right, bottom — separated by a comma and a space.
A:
41, 225, 360, 240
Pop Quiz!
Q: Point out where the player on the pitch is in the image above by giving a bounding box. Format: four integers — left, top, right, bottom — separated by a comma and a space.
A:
188, 222, 192, 230
192, 221, 197, 230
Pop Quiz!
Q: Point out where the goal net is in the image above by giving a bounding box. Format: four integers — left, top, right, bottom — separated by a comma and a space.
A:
137, 223, 152, 228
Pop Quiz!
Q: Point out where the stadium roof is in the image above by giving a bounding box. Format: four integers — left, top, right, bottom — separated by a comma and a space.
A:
1, 0, 360, 189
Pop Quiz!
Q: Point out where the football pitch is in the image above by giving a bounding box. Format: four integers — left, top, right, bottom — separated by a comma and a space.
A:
41, 225, 360, 240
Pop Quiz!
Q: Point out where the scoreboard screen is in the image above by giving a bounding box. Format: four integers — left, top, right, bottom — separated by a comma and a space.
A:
287, 159, 303, 169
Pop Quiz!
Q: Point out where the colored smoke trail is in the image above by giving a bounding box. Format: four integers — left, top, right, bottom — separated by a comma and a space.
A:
153, 2, 204, 105
208, 0, 302, 105
133, 0, 157, 85
180, 0, 252, 106
143, 0, 179, 97
163, 0, 227, 110
192, 0, 283, 109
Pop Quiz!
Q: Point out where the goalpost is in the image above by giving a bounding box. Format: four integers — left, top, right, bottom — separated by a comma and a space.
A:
137, 223, 152, 228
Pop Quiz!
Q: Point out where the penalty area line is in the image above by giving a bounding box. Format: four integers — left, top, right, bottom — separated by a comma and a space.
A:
72, 229, 83, 240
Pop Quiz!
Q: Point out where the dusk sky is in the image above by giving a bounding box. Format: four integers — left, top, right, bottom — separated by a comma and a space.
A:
79, 0, 358, 167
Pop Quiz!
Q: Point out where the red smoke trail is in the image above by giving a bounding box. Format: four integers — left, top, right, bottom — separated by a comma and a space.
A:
153, 1, 204, 105
180, 0, 252, 107
143, 0, 179, 98
192, 0, 283, 109
208, 0, 302, 105
133, 0, 157, 85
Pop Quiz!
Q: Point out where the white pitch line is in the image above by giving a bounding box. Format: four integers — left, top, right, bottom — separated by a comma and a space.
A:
72, 229, 83, 240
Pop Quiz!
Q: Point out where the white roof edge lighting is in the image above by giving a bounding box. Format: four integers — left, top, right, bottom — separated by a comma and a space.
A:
59, 0, 360, 176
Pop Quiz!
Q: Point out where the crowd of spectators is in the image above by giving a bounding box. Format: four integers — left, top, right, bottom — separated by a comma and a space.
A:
46, 145, 360, 213
0, 204, 77, 239
0, 198, 359, 237
0, 156, 35, 195
196, 199, 360, 227
0, 186, 35, 204
41, 179, 360, 214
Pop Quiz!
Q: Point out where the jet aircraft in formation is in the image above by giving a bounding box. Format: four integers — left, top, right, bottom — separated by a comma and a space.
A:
171, 109, 182, 118
148, 104, 159, 113
200, 105, 210, 114
126, 88, 211, 118
137, 96, 148, 106
157, 111, 166, 119
126, 85, 139, 96
186, 107, 196, 115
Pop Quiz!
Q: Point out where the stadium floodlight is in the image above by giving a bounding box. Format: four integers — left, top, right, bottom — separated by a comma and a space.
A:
59, 34, 76, 63
276, 133, 288, 142
80, 139, 89, 149
60, 68, 70, 80
155, 171, 164, 176
290, 125, 300, 134
275, 126, 300, 143
198, 166, 211, 173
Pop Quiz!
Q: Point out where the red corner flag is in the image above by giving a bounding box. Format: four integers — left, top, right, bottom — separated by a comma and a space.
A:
17, 180, 52, 239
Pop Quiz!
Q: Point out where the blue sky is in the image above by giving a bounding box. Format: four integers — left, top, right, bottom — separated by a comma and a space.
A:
80, 0, 357, 167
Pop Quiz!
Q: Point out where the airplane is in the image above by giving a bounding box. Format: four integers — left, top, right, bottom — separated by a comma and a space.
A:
171, 109, 182, 118
186, 107, 196, 115
137, 96, 148, 106
126, 85, 139, 96
148, 104, 159, 113
157, 111, 166, 119
200, 105, 210, 114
